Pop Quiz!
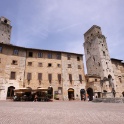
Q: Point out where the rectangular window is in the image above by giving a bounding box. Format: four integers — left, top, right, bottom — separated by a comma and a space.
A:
0, 58, 1, 63
10, 72, 16, 79
79, 75, 82, 83
48, 74, 52, 83
103, 51, 106, 56
58, 74, 61, 83
12, 60, 18, 65
67, 54, 71, 60
48, 63, 52, 67
28, 52, 33, 57
38, 73, 42, 80
56, 53, 61, 60
0, 46, 2, 53
69, 74, 72, 83
27, 73, 32, 80
77, 56, 80, 61
78, 65, 81, 69
38, 62, 42, 67
119, 78, 122, 83
38, 52, 43, 58
13, 49, 18, 55
68, 64, 71, 68
28, 62, 32, 66
48, 53, 52, 59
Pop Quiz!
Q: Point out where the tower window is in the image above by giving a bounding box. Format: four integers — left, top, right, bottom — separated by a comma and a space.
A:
28, 52, 33, 57
27, 73, 32, 80
67, 54, 71, 60
4, 19, 7, 24
69, 74, 72, 83
79, 75, 82, 83
48, 53, 52, 59
38, 52, 43, 58
48, 63, 52, 67
10, 72, 16, 80
58, 74, 61, 83
48, 74, 52, 83
68, 64, 71, 68
13, 49, 19, 55
57, 64, 61, 67
38, 73, 42, 80
28, 62, 32, 66
95, 79, 97, 82
77, 56, 80, 61
56, 53, 61, 60
103, 51, 106, 56
38, 63, 42, 67
12, 60, 18, 65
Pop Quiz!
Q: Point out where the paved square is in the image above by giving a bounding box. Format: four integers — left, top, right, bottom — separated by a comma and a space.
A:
0, 101, 124, 124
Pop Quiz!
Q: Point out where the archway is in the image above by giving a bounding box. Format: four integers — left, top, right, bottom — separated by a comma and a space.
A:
7, 86, 15, 99
80, 89, 86, 100
68, 88, 74, 100
87, 88, 93, 101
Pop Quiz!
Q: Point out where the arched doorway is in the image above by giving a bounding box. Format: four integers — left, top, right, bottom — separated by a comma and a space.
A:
87, 88, 93, 101
7, 86, 15, 99
80, 89, 86, 100
48, 86, 53, 99
68, 88, 74, 100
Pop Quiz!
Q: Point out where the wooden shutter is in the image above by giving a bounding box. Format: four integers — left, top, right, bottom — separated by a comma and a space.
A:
38, 73, 42, 80
69, 74, 72, 83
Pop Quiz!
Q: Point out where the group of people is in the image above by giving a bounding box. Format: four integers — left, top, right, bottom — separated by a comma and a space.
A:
82, 94, 95, 101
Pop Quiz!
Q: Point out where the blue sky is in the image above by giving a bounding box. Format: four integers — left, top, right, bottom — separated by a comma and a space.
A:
0, 0, 124, 62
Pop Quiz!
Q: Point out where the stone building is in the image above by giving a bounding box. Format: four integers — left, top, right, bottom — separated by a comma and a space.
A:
0, 17, 86, 100
84, 25, 124, 98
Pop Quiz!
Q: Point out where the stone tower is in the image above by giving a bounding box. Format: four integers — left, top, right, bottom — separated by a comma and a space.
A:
84, 25, 116, 93
0, 16, 12, 44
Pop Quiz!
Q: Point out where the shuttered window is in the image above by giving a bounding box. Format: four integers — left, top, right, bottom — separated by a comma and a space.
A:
48, 74, 52, 83
58, 74, 61, 83
38, 73, 42, 80
79, 75, 82, 83
69, 74, 72, 83
10, 72, 16, 79
27, 73, 32, 80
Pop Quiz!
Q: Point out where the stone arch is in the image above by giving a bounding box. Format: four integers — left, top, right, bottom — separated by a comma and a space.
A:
68, 88, 74, 100
87, 88, 93, 101
7, 86, 15, 98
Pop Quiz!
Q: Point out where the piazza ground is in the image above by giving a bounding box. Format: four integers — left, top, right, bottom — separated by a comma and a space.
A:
0, 101, 124, 124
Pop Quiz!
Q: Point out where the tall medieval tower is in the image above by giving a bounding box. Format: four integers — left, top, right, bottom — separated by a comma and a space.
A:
84, 25, 116, 91
0, 16, 12, 44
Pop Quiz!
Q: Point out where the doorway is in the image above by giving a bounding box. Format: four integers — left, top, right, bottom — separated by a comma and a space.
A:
7, 86, 15, 99
87, 88, 93, 101
68, 88, 74, 100
80, 89, 86, 100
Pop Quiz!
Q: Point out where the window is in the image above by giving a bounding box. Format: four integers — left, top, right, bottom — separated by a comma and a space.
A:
48, 74, 52, 83
56, 53, 61, 60
38, 73, 42, 80
69, 74, 72, 83
58, 74, 61, 83
27, 73, 32, 80
12, 60, 17, 65
10, 72, 16, 79
95, 79, 97, 82
48, 63, 52, 67
38, 62, 42, 67
79, 75, 82, 83
119, 78, 122, 83
67, 54, 71, 60
28, 62, 32, 66
78, 65, 81, 69
0, 58, 1, 63
68, 64, 71, 68
77, 56, 80, 61
87, 49, 89, 54
48, 53, 52, 59
38, 52, 43, 58
28, 52, 33, 57
103, 51, 106, 56
13, 49, 18, 55
0, 46, 2, 53
57, 64, 61, 68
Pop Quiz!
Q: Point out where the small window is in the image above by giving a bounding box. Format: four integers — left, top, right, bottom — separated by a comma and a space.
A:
68, 64, 71, 68
91, 34, 93, 36
57, 64, 61, 68
48, 53, 52, 59
0, 58, 1, 63
87, 79, 89, 82
38, 63, 42, 67
48, 63, 52, 67
38, 73, 42, 80
78, 65, 81, 69
98, 62, 100, 66
4, 19, 7, 23
48, 74, 52, 83
28, 52, 33, 57
27, 73, 32, 80
28, 62, 32, 66
95, 79, 97, 82
103, 51, 106, 56
58, 74, 61, 83
38, 52, 43, 58
13, 49, 18, 55
119, 78, 122, 83
79, 75, 82, 83
10, 72, 16, 79
0, 46, 2, 53
77, 56, 80, 61
56, 53, 61, 60
12, 60, 18, 65
67, 54, 71, 60
69, 74, 72, 83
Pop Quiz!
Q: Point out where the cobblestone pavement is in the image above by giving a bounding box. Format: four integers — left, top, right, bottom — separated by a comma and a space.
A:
0, 101, 124, 124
